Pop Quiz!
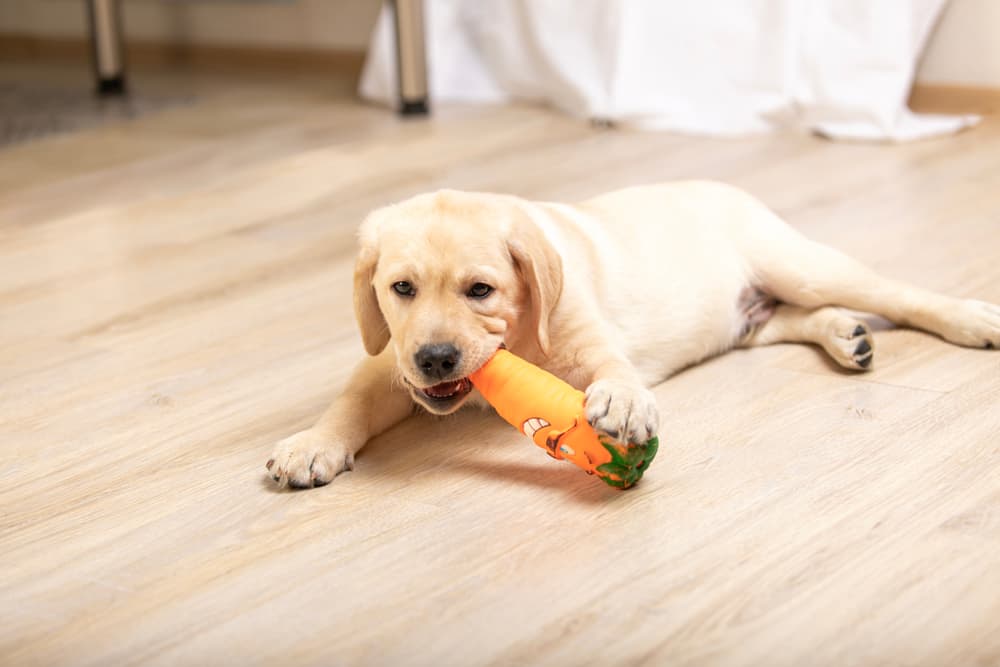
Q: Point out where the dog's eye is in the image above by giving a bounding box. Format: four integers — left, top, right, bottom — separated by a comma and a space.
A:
467, 282, 494, 299
392, 281, 416, 297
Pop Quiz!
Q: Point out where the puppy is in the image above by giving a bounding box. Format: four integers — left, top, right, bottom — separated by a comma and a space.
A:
267, 182, 1000, 488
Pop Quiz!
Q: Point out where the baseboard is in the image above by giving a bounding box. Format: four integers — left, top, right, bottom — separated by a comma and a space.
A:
0, 33, 366, 79
8, 34, 992, 115
909, 83, 1000, 115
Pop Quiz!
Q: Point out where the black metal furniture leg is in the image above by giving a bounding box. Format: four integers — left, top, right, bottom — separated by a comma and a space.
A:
390, 0, 429, 115
86, 0, 127, 96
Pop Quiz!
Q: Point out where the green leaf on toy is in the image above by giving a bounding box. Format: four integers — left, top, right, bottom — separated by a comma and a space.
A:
595, 436, 659, 488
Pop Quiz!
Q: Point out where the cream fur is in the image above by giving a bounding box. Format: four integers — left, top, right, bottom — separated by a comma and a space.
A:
266, 182, 1000, 488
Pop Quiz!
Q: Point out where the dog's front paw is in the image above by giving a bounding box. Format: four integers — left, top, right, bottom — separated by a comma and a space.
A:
584, 379, 659, 446
266, 430, 354, 489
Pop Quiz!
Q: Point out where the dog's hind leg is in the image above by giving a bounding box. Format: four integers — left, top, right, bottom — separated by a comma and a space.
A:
744, 223, 1000, 351
740, 304, 876, 370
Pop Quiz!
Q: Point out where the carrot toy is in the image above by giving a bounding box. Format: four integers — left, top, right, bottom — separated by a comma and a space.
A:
469, 349, 659, 489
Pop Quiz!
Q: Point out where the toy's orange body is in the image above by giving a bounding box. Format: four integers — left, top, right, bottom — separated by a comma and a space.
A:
469, 349, 658, 488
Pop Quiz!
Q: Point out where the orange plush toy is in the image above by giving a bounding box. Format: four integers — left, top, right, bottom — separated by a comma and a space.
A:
469, 349, 659, 489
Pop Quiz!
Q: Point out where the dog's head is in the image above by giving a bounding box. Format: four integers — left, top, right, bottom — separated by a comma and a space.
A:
353, 190, 563, 414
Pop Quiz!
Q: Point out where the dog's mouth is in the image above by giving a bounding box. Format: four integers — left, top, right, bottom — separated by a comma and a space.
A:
420, 378, 472, 401
409, 377, 473, 412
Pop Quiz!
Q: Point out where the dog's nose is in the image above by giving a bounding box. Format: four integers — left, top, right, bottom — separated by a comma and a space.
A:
414, 343, 462, 381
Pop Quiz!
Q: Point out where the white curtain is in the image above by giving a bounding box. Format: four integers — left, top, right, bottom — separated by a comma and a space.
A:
360, 0, 978, 141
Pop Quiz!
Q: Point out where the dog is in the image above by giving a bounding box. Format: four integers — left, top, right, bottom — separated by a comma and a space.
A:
266, 182, 1000, 488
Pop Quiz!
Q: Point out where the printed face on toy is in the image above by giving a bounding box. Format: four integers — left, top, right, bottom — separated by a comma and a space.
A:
354, 192, 551, 415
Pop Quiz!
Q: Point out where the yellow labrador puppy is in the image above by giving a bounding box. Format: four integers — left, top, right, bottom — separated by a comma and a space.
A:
267, 182, 1000, 488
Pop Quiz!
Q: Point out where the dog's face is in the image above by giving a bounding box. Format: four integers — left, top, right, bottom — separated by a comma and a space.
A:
353, 191, 563, 414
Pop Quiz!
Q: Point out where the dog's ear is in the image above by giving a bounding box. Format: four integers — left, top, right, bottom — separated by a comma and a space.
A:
353, 235, 390, 356
508, 216, 564, 356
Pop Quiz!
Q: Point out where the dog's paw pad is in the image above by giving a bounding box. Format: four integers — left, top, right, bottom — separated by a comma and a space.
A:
853, 337, 874, 368
829, 317, 874, 371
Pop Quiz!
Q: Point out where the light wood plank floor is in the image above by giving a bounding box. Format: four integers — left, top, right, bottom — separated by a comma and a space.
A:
2, 63, 999, 667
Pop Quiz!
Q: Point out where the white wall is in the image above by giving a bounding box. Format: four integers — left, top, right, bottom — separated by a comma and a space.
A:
2, 0, 998, 88
917, 0, 1000, 87
0, 0, 382, 51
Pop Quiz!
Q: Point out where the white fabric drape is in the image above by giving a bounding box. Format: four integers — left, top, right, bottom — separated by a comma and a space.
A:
360, 0, 977, 141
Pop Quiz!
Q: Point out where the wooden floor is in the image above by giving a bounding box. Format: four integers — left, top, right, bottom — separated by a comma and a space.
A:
2, 62, 999, 667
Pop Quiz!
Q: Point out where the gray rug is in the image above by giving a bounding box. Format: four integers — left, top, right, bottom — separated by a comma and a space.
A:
0, 82, 194, 148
